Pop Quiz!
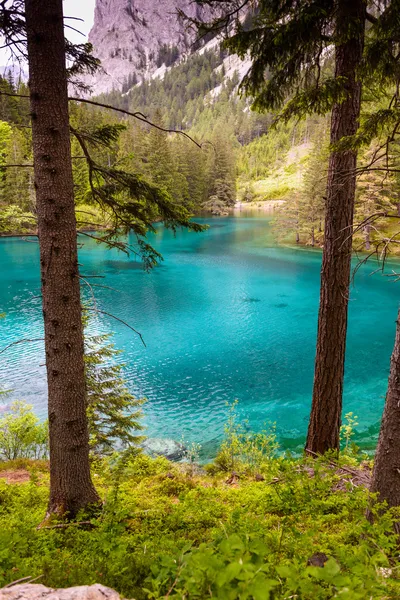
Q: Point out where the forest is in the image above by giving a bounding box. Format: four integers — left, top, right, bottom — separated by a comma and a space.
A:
1, 1, 400, 599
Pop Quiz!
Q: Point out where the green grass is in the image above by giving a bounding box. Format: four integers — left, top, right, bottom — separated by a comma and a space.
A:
0, 452, 399, 599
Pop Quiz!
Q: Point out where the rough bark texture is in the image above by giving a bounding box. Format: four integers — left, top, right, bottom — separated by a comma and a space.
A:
370, 307, 400, 509
25, 0, 99, 515
306, 0, 366, 455
0, 583, 122, 599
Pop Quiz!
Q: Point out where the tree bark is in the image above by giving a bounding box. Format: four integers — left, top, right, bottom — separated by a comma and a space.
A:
369, 307, 400, 512
306, 0, 366, 455
25, 0, 99, 517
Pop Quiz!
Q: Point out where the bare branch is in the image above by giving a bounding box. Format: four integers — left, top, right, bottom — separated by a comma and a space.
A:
86, 308, 146, 347
68, 96, 203, 148
0, 338, 44, 355
0, 163, 33, 168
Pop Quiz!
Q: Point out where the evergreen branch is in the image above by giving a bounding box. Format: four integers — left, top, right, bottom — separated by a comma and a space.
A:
71, 125, 205, 269
78, 231, 135, 256
68, 97, 203, 148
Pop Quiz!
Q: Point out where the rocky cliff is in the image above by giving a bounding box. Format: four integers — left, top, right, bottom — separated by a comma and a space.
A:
87, 0, 212, 94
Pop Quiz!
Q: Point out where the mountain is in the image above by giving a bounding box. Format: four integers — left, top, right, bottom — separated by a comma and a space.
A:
0, 64, 27, 83
87, 0, 213, 94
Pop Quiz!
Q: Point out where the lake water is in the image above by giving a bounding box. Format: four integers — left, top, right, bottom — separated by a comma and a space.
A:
0, 212, 398, 454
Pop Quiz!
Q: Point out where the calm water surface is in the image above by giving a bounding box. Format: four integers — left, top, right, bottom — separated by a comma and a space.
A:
0, 212, 398, 453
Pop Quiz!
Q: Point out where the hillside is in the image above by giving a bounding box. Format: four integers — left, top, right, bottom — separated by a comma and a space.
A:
86, 0, 213, 94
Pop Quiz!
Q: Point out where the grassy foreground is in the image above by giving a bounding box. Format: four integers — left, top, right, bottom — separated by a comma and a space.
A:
1, 452, 400, 599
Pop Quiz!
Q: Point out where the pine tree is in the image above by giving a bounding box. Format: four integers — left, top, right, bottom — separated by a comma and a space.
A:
2, 126, 33, 210
353, 145, 399, 252
204, 124, 237, 214
84, 332, 145, 456
25, 0, 100, 517
298, 125, 329, 247
190, 0, 400, 454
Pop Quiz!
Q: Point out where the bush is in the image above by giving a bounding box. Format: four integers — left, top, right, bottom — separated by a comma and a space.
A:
211, 401, 279, 475
1, 452, 400, 598
0, 401, 48, 460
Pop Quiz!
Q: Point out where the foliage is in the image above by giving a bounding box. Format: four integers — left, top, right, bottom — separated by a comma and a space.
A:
211, 401, 279, 475
0, 450, 400, 599
273, 120, 329, 246
0, 401, 48, 460
3, 40, 400, 249
0, 204, 34, 233
84, 332, 145, 456
0, 331, 145, 460
340, 412, 359, 453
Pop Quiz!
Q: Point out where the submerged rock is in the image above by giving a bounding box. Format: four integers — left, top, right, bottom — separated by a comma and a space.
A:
0, 583, 122, 599
142, 437, 186, 461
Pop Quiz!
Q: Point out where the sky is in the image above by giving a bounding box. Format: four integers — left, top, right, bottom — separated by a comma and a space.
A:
0, 0, 96, 67
64, 0, 96, 43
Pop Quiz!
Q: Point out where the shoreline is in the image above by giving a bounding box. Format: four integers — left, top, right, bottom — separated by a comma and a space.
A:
233, 199, 285, 211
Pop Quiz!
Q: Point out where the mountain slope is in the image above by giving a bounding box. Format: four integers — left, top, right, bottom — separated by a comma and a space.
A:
87, 0, 212, 94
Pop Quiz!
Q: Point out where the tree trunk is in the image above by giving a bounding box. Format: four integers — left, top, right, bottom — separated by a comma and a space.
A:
25, 0, 99, 517
306, 0, 366, 455
369, 307, 400, 514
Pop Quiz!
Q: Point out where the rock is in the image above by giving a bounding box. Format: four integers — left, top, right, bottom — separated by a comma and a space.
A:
142, 437, 186, 461
225, 471, 240, 485
254, 473, 265, 482
0, 583, 123, 599
307, 552, 329, 567
87, 0, 213, 94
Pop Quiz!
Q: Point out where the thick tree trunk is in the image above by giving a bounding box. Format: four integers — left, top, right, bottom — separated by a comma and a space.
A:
306, 0, 366, 455
25, 0, 99, 517
369, 307, 400, 512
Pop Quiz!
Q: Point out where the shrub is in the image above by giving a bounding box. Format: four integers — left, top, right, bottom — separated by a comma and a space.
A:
211, 401, 279, 475
0, 401, 48, 460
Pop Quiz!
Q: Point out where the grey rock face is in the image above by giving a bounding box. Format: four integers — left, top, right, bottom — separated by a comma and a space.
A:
142, 437, 186, 461
0, 583, 123, 599
87, 0, 212, 94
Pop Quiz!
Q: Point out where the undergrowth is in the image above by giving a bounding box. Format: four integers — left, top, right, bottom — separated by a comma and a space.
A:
0, 410, 399, 598
0, 450, 399, 599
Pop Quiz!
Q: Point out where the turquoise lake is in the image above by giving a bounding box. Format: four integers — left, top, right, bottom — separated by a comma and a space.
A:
0, 212, 398, 454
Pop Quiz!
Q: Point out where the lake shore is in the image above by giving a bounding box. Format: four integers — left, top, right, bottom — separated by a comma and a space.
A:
233, 199, 285, 212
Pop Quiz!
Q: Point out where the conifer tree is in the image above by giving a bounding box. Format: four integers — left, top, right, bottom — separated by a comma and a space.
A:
0, 0, 205, 519
24, 0, 100, 517
298, 125, 329, 247
190, 0, 399, 454
204, 124, 236, 214
2, 125, 32, 210
146, 110, 176, 197
84, 332, 145, 456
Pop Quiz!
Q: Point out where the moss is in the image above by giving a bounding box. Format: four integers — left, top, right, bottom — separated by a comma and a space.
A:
0, 453, 399, 599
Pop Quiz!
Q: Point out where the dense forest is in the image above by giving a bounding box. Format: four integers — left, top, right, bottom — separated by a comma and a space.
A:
3, 41, 400, 251
2, 1, 400, 599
